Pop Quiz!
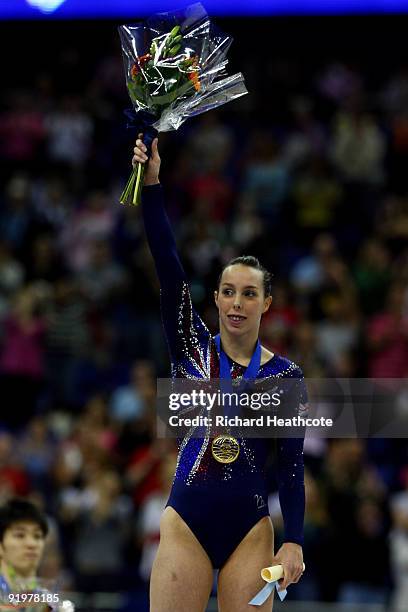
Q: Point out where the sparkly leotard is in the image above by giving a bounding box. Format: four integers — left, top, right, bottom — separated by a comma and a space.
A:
142, 184, 306, 569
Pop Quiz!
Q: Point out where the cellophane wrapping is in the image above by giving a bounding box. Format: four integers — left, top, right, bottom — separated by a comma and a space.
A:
118, 2, 247, 204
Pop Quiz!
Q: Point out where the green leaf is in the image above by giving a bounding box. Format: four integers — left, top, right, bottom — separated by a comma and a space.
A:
169, 25, 181, 37
128, 80, 148, 105
168, 44, 181, 57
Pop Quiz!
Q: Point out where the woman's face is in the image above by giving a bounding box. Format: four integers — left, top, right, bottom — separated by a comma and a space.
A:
214, 264, 272, 337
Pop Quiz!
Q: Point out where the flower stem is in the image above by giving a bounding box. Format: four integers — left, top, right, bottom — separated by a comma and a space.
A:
133, 161, 144, 205
119, 162, 145, 206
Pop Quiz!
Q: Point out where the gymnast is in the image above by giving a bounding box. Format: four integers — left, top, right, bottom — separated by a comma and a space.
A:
133, 135, 306, 612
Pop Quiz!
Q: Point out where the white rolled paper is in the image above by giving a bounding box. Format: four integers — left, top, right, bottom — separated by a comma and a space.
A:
261, 562, 306, 583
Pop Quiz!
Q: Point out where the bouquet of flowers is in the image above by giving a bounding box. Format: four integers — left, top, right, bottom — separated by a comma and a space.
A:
118, 2, 247, 205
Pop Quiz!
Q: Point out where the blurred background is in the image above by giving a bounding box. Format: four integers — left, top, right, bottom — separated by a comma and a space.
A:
1, 2, 408, 611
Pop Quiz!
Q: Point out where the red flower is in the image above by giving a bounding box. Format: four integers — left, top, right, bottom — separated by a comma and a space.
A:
138, 53, 152, 65
131, 54, 152, 79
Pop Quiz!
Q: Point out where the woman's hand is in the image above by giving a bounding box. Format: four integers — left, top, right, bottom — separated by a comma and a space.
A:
273, 542, 304, 590
132, 132, 161, 186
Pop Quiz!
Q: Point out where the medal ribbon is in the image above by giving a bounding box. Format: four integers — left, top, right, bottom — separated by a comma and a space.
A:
214, 333, 261, 418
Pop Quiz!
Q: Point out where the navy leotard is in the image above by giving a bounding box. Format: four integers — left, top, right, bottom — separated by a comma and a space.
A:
142, 184, 306, 569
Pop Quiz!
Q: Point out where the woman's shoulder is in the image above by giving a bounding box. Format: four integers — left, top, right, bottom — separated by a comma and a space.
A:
260, 349, 304, 378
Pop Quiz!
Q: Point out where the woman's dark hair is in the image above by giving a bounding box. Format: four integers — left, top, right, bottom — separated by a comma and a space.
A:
217, 256, 272, 297
0, 499, 48, 542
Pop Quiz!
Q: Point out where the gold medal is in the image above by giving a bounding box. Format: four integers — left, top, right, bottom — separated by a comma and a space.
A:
211, 435, 240, 464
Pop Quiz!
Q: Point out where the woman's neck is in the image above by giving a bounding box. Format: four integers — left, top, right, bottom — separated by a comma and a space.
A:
219, 326, 259, 365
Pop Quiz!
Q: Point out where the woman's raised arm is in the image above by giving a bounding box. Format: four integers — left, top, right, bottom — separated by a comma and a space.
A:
133, 136, 211, 375
133, 136, 186, 287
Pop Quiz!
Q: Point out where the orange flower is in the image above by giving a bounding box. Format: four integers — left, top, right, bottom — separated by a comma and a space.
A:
188, 69, 200, 92
131, 64, 139, 78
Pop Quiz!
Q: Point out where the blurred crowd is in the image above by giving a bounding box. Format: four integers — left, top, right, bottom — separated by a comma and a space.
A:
0, 22, 408, 609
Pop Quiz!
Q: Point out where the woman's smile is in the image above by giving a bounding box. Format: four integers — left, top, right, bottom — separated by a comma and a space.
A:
227, 314, 247, 327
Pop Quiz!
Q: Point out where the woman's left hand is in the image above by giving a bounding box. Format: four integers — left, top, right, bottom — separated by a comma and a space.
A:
273, 542, 304, 590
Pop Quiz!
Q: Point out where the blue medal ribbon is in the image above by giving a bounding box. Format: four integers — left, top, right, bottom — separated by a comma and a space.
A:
214, 333, 261, 418
214, 333, 261, 380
